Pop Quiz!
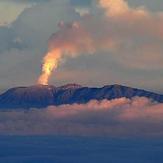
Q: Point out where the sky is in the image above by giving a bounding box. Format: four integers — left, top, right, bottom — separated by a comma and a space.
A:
0, 0, 163, 92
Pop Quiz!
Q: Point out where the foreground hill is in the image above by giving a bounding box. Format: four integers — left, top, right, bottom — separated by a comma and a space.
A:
0, 84, 162, 109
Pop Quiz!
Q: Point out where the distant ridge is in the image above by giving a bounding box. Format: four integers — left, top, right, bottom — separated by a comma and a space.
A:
0, 84, 162, 109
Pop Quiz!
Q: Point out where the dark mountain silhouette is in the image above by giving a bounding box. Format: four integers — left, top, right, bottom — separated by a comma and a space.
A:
0, 84, 162, 109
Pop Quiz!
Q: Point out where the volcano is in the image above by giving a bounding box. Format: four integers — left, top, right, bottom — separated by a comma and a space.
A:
0, 84, 163, 109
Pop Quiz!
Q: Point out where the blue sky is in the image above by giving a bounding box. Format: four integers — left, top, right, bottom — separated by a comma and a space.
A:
0, 0, 163, 92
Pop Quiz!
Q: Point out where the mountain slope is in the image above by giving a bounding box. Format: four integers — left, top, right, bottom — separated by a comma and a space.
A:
0, 84, 162, 109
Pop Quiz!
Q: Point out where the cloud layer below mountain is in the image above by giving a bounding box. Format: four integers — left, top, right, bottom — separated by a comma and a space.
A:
0, 97, 163, 137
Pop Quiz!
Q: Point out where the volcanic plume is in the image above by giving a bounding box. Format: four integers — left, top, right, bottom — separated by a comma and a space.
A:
38, 0, 163, 85
37, 0, 121, 85
38, 49, 62, 85
38, 22, 95, 85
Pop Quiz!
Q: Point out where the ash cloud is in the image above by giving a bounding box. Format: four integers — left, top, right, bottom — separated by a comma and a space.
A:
1, 97, 163, 137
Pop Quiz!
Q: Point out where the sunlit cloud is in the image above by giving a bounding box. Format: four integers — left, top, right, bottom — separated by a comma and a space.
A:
0, 97, 163, 137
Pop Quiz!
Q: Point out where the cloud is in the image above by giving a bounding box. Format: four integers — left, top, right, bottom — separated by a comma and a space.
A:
50, 0, 163, 71
96, 0, 163, 70
0, 0, 163, 90
0, 0, 52, 4
0, 0, 78, 54
0, 0, 79, 86
70, 0, 91, 7
2, 0, 91, 6
35, 0, 163, 87
128, 0, 163, 12
0, 97, 163, 137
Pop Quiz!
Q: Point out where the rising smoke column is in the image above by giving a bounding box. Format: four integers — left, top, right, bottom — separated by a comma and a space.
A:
38, 22, 95, 85
38, 49, 62, 85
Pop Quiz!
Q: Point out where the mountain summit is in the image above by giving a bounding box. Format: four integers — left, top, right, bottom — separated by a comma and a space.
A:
0, 84, 162, 109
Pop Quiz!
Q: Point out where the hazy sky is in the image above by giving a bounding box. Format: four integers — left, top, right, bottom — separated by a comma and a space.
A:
0, 0, 163, 92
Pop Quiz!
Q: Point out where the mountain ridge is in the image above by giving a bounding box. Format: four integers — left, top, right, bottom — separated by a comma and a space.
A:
0, 84, 162, 109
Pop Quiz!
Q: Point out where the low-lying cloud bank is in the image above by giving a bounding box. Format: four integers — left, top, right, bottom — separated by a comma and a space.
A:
0, 97, 163, 137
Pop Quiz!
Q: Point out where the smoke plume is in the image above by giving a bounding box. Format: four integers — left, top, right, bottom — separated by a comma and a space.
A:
38, 22, 95, 85
38, 0, 163, 85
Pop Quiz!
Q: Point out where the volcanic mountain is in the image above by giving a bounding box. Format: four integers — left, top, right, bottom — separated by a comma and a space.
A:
0, 84, 163, 109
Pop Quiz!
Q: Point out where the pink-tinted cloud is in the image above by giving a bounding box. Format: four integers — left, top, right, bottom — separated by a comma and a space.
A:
0, 97, 163, 137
